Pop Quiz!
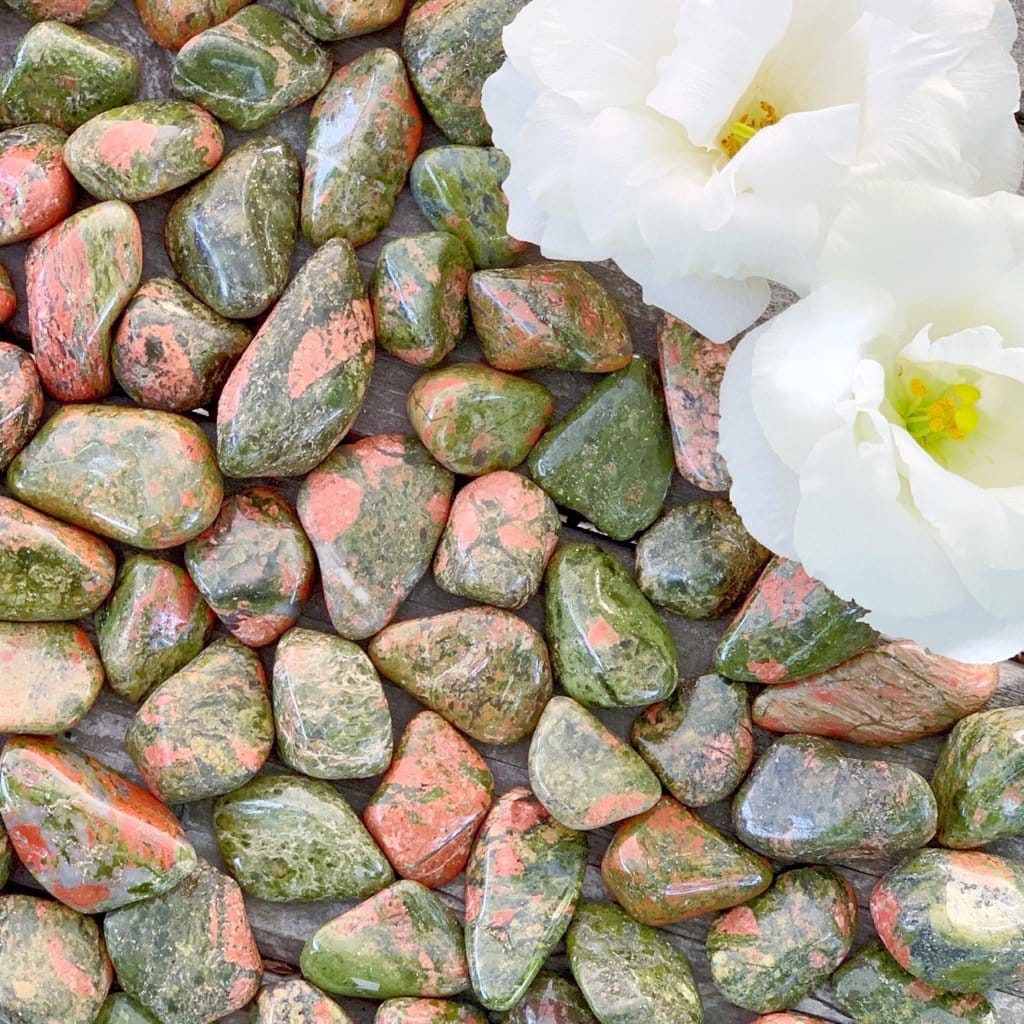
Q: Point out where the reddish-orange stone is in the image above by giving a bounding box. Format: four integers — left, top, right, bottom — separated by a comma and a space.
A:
0, 267, 15, 324
0, 342, 44, 470
135, 0, 250, 49
0, 124, 75, 245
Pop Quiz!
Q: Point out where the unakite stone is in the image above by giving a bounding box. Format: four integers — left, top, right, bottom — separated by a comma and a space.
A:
303, 49, 422, 247
545, 543, 676, 708
26, 200, 142, 401
299, 435, 452, 638
832, 942, 999, 1024
365, 712, 493, 889
466, 788, 586, 1011
166, 136, 299, 319
528, 358, 674, 540
0, 895, 112, 1024
434, 472, 559, 608
372, 232, 472, 366
214, 774, 394, 902
301, 880, 470, 998
503, 975, 597, 1024
402, 0, 528, 146
0, 736, 197, 913
0, 265, 14, 323
872, 849, 1024, 992
172, 6, 331, 130
707, 866, 857, 1013
290, 0, 403, 39
274, 627, 393, 779
96, 993, 162, 1024
528, 696, 660, 830
0, 342, 43, 470
751, 1017, 829, 1024
0, 124, 74, 244
0, 25, 138, 132
370, 607, 552, 745
470, 264, 632, 373
217, 239, 375, 477
105, 860, 262, 1024
377, 999, 487, 1024
136, 0, 250, 50
602, 796, 771, 926
3, 0, 111, 21
567, 901, 702, 1024
9, 404, 223, 549
715, 556, 878, 683
252, 981, 353, 1024
0, 822, 8, 888
126, 639, 274, 803
410, 147, 527, 269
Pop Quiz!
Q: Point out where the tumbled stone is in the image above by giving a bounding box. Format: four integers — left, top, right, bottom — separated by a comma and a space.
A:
0, 736, 196, 913
0, 895, 112, 1024
0, 341, 43, 470
96, 993, 162, 1024
166, 135, 299, 319
365, 711, 494, 889
504, 975, 597, 1024
0, 265, 15, 323
707, 866, 857, 1013
370, 607, 552, 745
434, 472, 559, 608
750, 1017, 829, 1024
0, 124, 73, 244
290, 0, 402, 38
0, 822, 9, 888
304, 49, 422, 247
0, 24, 138, 131
567, 901, 702, 1024
299, 434, 452, 638
529, 358, 674, 540
26, 200, 141, 401
186, 488, 314, 647
274, 627, 392, 779
372, 232, 472, 367
465, 788, 586, 1011
217, 239, 375, 477
136, 0, 249, 49
376, 999, 486, 1024
9, 404, 223, 549
173, 6, 331, 130
528, 696, 660, 830
301, 880, 470, 999
252, 981, 353, 1024
470, 264, 632, 373
105, 860, 262, 1024
3, 0, 111, 21
126, 639, 274, 803
410, 146, 527, 269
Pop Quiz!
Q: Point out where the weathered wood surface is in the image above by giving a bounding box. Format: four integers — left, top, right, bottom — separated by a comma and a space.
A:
1, 2, 1024, 1022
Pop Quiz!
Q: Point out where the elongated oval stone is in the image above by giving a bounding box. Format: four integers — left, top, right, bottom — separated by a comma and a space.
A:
166, 135, 299, 319
376, 999, 486, 1024
9, 404, 223, 549
465, 788, 586, 1011
253, 980, 353, 1024
0, 124, 74, 244
96, 993, 162, 1024
301, 880, 470, 999
0, 736, 197, 914
0, 895, 112, 1024
303, 48, 422, 247
135, 0, 250, 50
365, 711, 493, 889
707, 866, 857, 1013
299, 435, 453, 638
214, 774, 393, 902
370, 608, 552, 745
411, 147, 527, 269
274, 627, 392, 779
504, 975, 597, 1024
126, 639, 274, 803
528, 696, 660, 830
0, 342, 43, 470
26, 200, 141, 401
567, 901, 702, 1024
173, 6, 331, 130
105, 860, 262, 1024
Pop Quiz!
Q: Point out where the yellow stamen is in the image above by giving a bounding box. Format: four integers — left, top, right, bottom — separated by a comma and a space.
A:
721, 101, 780, 158
903, 377, 981, 449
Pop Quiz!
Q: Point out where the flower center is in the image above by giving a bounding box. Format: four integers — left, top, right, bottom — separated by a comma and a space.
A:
720, 100, 780, 158
902, 377, 981, 449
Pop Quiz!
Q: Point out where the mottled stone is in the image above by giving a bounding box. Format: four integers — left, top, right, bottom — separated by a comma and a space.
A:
136, 0, 250, 50
2, 0, 111, 20
0, 124, 74, 245
290, 0, 403, 38
299, 434, 452, 638
0, 822, 9, 889
376, 999, 486, 1024
0, 341, 43, 470
370, 607, 552, 745
751, 1015, 830, 1024
0, 264, 15, 323
252, 981, 353, 1024
96, 993, 162, 1024
503, 975, 597, 1024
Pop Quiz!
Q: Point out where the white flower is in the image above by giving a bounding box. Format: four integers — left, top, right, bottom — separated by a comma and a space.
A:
482, 0, 1023, 342
719, 182, 1024, 663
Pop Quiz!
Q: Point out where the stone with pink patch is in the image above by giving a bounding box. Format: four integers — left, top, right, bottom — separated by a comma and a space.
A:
0, 124, 75, 245
0, 341, 43, 470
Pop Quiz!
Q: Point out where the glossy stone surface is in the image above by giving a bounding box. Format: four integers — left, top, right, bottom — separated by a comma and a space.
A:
0, 124, 74, 244
252, 981, 353, 1024
528, 357, 674, 541
173, 6, 331, 130
290, 0, 402, 38
0, 819, 9, 889
104, 860, 262, 1024
135, 0, 250, 49
26, 200, 141, 401
465, 788, 586, 1010
3, 0, 112, 20
273, 627, 393, 779
503, 975, 597, 1024
301, 880, 470, 999
166, 135, 300, 319
299, 434, 453, 638
376, 999, 486, 1024
365, 711, 494, 889
707, 866, 857, 1013
9, 404, 223, 549
528, 696, 660, 830
370, 607, 552, 745
0, 264, 14, 323
96, 993, 162, 1024
126, 639, 274, 803
303, 48, 422, 247
0, 341, 43, 470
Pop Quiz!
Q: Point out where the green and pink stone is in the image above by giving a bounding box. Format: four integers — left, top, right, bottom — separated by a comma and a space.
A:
0, 341, 43, 470
0, 124, 75, 245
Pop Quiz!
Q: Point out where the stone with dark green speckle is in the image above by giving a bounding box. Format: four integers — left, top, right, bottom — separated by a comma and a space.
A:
136, 0, 250, 50
96, 993, 162, 1024
289, 0, 403, 40
0, 264, 14, 323
252, 981, 353, 1024
2, 0, 112, 20
0, 342, 43, 471
503, 975, 597, 1024
0, 822, 9, 889
0, 124, 75, 246
377, 999, 486, 1024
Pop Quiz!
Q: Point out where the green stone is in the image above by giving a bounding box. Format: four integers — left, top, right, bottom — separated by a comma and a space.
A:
528, 357, 674, 541
0, 822, 9, 889
252, 980, 353, 1024
96, 994, 162, 1024
288, 0, 404, 40
2, 0, 113, 21
502, 975, 598, 1024
377, 999, 487, 1024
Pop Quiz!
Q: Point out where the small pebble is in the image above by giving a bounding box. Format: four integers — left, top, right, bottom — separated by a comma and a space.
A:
251, 980, 354, 1024
375, 999, 486, 1024
503, 974, 597, 1024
